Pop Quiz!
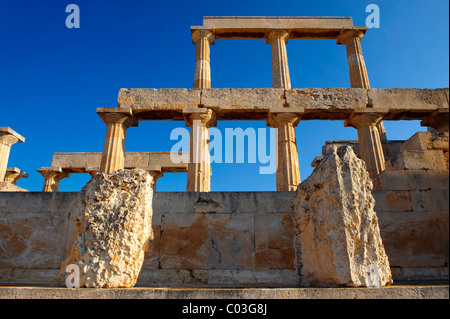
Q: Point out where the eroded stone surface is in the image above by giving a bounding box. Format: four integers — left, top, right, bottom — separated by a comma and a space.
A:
118, 88, 201, 110
293, 145, 392, 287
60, 169, 154, 288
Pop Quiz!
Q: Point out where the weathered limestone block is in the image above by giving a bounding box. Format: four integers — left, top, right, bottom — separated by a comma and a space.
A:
285, 88, 368, 119
400, 131, 449, 152
118, 88, 201, 110
368, 89, 448, 113
293, 145, 392, 287
201, 88, 286, 114
60, 169, 154, 288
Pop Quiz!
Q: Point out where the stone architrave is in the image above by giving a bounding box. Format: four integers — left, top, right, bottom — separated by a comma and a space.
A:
0, 128, 25, 182
293, 145, 392, 287
60, 169, 154, 288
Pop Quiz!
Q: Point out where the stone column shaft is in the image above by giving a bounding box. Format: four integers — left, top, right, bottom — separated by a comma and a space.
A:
338, 30, 370, 88
345, 112, 387, 179
338, 29, 388, 159
183, 108, 216, 192
266, 31, 299, 191
267, 30, 291, 89
268, 113, 301, 191
98, 110, 137, 174
0, 143, 12, 183
0, 128, 25, 182
192, 29, 214, 89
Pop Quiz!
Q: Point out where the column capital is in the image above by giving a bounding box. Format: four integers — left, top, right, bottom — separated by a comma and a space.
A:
344, 109, 387, 129
191, 28, 215, 45
0, 127, 25, 146
421, 109, 449, 134
38, 167, 69, 192
336, 27, 367, 45
4, 167, 28, 184
97, 107, 138, 128
183, 108, 217, 128
267, 111, 301, 128
38, 167, 70, 180
138, 165, 164, 180
265, 29, 290, 45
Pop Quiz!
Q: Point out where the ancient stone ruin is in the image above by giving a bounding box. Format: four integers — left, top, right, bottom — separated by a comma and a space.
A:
293, 145, 392, 287
0, 17, 448, 290
60, 169, 154, 288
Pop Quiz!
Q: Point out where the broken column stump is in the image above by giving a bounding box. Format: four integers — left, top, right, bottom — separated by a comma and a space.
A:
60, 168, 154, 288
293, 145, 393, 287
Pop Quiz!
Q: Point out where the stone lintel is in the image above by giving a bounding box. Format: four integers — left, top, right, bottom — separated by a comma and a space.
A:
118, 88, 201, 120
368, 89, 449, 120
0, 127, 25, 144
285, 88, 367, 120
137, 164, 162, 172
49, 152, 188, 173
116, 88, 448, 121
197, 16, 356, 40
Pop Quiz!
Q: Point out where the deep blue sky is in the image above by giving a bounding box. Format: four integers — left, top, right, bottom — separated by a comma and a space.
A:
1, 0, 448, 192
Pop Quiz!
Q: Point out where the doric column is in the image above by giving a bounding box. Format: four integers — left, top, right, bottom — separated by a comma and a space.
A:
183, 108, 216, 192
267, 112, 301, 191
345, 110, 388, 179
97, 108, 138, 174
338, 29, 388, 144
266, 30, 299, 191
192, 29, 215, 89
138, 165, 164, 192
0, 128, 25, 182
337, 29, 370, 88
4, 167, 28, 185
266, 30, 291, 89
38, 167, 70, 192
421, 109, 449, 135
